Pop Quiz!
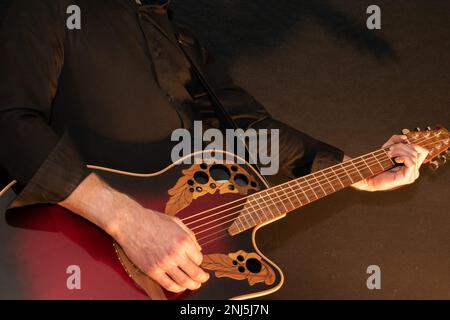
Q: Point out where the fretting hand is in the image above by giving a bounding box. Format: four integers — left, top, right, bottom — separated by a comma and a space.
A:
351, 135, 429, 192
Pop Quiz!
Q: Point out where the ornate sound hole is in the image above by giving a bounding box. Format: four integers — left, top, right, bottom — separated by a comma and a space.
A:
165, 159, 261, 216
246, 258, 262, 273
234, 174, 249, 186
209, 164, 231, 182
194, 171, 209, 184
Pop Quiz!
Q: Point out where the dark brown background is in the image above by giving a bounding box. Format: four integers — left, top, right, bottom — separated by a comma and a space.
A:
1, 0, 449, 299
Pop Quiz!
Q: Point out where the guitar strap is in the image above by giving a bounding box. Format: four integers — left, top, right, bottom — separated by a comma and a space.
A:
175, 32, 268, 181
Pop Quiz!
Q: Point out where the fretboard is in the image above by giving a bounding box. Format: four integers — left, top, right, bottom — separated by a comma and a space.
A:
228, 148, 395, 235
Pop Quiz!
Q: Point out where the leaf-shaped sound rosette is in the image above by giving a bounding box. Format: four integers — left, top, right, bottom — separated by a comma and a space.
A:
202, 250, 275, 286
164, 162, 259, 216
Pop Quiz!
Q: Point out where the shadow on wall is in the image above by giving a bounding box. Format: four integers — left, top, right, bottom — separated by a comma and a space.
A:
171, 0, 398, 66
0, 0, 12, 25
0, 0, 397, 64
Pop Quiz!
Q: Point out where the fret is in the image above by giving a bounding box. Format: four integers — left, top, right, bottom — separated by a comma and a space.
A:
260, 192, 278, 218
252, 193, 272, 221
287, 183, 305, 207
336, 163, 355, 185
349, 160, 364, 181
273, 186, 290, 212
325, 167, 345, 188
294, 178, 314, 203
354, 156, 373, 178
361, 155, 375, 175
318, 170, 336, 192
369, 152, 384, 172
346, 161, 363, 183
381, 149, 395, 169
303, 177, 320, 200
245, 206, 258, 226
234, 219, 243, 233
277, 184, 296, 210
310, 173, 328, 197
240, 207, 252, 229
264, 189, 283, 216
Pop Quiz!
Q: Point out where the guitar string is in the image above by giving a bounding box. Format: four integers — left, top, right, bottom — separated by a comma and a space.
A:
189, 134, 442, 233
192, 135, 445, 243
181, 133, 441, 225
198, 147, 448, 247
188, 149, 388, 230
190, 152, 391, 234
195, 138, 442, 244
183, 148, 388, 226
196, 136, 447, 247
195, 136, 446, 238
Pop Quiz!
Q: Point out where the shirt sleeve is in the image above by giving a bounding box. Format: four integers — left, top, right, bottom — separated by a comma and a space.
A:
179, 28, 344, 178
0, 0, 89, 206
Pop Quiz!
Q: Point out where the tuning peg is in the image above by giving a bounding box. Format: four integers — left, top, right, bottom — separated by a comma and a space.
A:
438, 155, 447, 165
415, 127, 421, 132
429, 160, 440, 171
426, 126, 432, 131
402, 129, 410, 135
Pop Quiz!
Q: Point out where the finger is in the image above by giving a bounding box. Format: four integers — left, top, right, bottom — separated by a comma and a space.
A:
388, 143, 418, 159
184, 241, 204, 266
392, 164, 416, 184
173, 218, 202, 251
383, 135, 408, 148
411, 144, 429, 166
178, 254, 210, 283
151, 271, 186, 293
393, 156, 415, 168
167, 265, 201, 291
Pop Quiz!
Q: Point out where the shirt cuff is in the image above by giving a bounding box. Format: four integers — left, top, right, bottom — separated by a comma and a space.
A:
11, 133, 90, 207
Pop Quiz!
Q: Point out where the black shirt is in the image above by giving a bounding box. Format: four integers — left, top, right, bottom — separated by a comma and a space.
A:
0, 0, 343, 206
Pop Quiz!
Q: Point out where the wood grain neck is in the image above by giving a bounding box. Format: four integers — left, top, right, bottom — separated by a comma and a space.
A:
229, 148, 395, 235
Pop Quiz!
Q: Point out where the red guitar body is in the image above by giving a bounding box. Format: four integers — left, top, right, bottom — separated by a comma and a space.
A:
1, 151, 284, 300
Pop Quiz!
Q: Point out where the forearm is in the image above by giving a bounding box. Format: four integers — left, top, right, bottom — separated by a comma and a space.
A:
58, 173, 142, 238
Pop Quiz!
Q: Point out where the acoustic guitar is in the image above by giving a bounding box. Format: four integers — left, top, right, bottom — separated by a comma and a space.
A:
0, 126, 448, 300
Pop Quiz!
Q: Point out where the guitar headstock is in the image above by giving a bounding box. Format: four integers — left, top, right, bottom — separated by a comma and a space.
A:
402, 126, 450, 170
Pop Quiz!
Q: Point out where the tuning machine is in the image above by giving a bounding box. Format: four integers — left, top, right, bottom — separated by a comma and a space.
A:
429, 154, 448, 171
429, 159, 440, 171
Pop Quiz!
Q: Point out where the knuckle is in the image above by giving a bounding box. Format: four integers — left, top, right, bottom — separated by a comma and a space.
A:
159, 256, 174, 269
147, 265, 160, 276
176, 233, 190, 245
191, 268, 202, 279
168, 247, 181, 259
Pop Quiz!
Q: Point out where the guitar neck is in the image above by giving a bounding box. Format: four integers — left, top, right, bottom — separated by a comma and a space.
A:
229, 148, 395, 235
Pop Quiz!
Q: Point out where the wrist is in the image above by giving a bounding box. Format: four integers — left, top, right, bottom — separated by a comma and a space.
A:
102, 190, 147, 240
59, 173, 144, 239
